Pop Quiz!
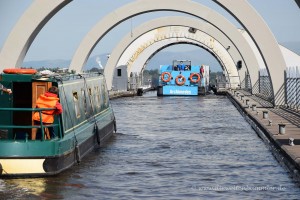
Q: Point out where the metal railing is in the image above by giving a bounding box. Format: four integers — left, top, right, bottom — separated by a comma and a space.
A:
216, 75, 240, 90
0, 107, 62, 141
285, 66, 300, 110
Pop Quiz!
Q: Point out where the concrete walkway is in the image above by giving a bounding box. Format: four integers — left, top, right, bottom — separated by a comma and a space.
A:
228, 89, 300, 179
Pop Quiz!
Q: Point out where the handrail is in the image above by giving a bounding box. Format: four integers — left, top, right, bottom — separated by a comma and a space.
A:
0, 107, 61, 140
0, 108, 54, 111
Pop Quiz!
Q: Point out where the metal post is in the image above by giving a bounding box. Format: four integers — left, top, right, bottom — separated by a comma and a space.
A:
258, 71, 261, 94
278, 123, 286, 134
252, 104, 256, 111
262, 111, 268, 119
284, 70, 287, 106
38, 110, 45, 141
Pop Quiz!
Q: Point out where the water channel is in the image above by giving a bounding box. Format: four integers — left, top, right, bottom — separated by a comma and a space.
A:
1, 92, 300, 199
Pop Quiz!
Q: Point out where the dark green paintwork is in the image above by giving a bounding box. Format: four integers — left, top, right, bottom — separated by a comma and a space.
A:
0, 72, 115, 159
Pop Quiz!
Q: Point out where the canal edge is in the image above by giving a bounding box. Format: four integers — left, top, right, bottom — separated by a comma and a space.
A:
226, 90, 300, 182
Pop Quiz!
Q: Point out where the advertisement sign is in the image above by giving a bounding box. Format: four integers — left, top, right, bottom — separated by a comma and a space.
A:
163, 86, 198, 96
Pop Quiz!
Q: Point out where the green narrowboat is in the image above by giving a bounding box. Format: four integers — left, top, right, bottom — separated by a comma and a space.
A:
0, 70, 116, 177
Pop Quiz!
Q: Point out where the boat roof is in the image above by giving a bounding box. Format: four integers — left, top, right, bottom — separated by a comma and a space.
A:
0, 72, 103, 83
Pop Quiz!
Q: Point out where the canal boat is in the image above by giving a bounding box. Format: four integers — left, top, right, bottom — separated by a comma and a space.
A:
157, 60, 209, 96
0, 69, 116, 177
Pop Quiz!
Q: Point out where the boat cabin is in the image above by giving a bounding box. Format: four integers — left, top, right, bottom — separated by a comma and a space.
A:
0, 72, 62, 140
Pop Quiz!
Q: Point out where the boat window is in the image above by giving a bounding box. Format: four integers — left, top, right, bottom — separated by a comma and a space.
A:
95, 86, 101, 108
81, 89, 87, 114
88, 88, 93, 106
73, 92, 80, 118
117, 69, 122, 76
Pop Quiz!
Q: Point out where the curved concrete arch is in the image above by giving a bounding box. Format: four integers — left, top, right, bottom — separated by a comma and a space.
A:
124, 31, 239, 86
131, 40, 228, 73
0, 0, 71, 69
0, 0, 286, 104
130, 38, 232, 73
107, 16, 260, 90
213, 0, 286, 103
133, 41, 238, 88
142, 43, 227, 73
69, 0, 282, 100
126, 38, 239, 89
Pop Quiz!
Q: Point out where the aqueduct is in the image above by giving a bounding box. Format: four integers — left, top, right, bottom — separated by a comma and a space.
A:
105, 16, 261, 90
0, 0, 294, 105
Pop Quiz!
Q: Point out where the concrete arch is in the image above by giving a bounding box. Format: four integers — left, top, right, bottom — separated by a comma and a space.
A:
0, 0, 286, 104
130, 40, 239, 88
122, 30, 239, 87
0, 0, 71, 69
130, 40, 227, 73
129, 38, 232, 72
213, 0, 286, 103
68, 0, 284, 104
107, 16, 259, 91
137, 43, 228, 73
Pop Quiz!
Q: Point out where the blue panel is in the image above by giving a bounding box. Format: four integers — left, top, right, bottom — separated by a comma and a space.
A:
163, 85, 198, 96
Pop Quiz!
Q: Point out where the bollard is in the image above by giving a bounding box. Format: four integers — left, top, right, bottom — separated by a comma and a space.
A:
234, 90, 236, 95
262, 111, 268, 119
236, 92, 239, 97
278, 123, 286, 134
240, 95, 244, 101
289, 138, 295, 146
268, 120, 272, 126
252, 104, 256, 111
245, 99, 249, 105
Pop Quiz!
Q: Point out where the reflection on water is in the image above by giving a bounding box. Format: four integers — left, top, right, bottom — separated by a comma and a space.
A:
1, 92, 300, 199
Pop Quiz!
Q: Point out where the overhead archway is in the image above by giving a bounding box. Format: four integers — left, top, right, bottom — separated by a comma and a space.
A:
106, 16, 260, 91
68, 0, 285, 104
0, 0, 71, 69
127, 39, 241, 88
129, 39, 228, 74
119, 29, 240, 88
0, 0, 287, 104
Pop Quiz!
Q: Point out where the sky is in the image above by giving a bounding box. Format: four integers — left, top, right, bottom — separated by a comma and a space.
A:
0, 0, 299, 64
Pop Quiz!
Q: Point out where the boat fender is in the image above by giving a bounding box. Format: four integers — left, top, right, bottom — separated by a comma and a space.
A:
3, 68, 37, 74
161, 72, 172, 82
75, 144, 81, 164
175, 74, 186, 86
189, 73, 201, 83
95, 124, 101, 145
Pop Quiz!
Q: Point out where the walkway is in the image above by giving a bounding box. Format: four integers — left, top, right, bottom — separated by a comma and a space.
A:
228, 89, 300, 178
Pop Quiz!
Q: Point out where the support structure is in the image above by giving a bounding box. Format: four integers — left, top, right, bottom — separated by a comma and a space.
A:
0, 0, 287, 104
106, 16, 260, 90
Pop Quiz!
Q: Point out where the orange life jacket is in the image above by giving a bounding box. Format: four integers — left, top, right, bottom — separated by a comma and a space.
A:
33, 94, 59, 123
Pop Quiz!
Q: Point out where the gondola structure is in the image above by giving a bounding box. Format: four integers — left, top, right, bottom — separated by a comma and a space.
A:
0, 69, 116, 177
157, 60, 209, 96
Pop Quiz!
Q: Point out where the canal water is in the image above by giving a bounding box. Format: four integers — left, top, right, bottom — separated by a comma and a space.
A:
1, 92, 300, 199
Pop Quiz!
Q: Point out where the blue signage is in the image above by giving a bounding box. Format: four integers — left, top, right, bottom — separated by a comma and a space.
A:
163, 86, 198, 96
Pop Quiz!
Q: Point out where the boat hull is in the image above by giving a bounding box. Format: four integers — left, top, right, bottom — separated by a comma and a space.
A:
0, 120, 115, 178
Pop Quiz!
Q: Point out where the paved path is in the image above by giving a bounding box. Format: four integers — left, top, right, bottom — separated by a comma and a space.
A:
228, 90, 300, 176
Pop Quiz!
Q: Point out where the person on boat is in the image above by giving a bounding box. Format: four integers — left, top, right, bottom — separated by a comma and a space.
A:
0, 83, 12, 94
200, 65, 205, 78
178, 61, 185, 71
32, 86, 63, 140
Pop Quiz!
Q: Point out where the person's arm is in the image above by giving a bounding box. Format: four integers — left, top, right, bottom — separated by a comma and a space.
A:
54, 102, 63, 114
0, 84, 12, 94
